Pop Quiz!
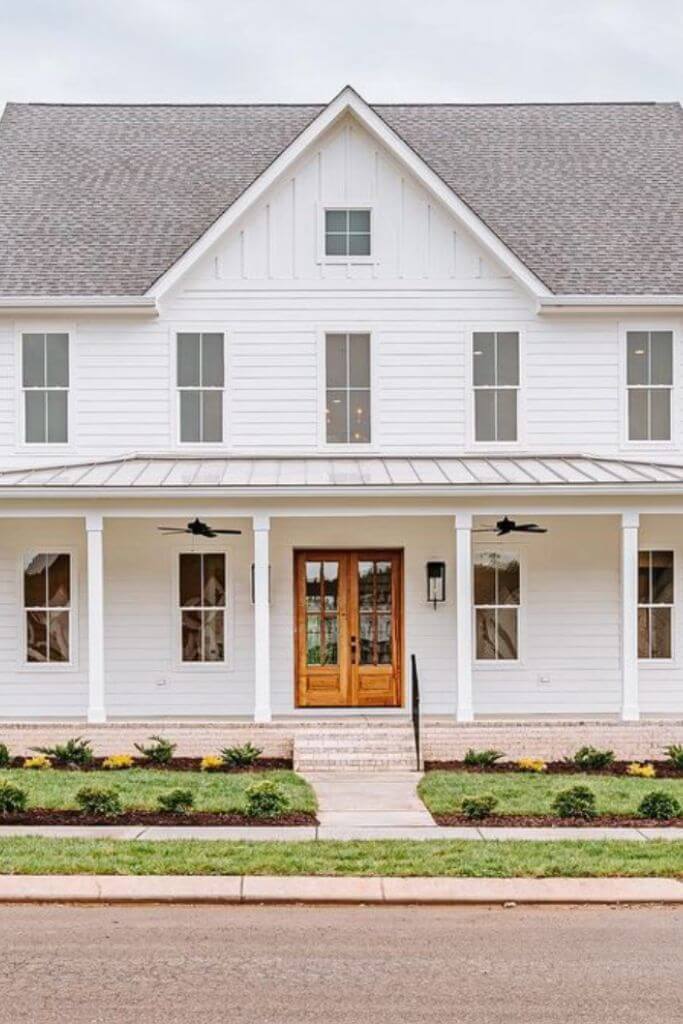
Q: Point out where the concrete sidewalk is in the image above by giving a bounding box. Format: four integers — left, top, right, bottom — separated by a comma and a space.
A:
0, 874, 680, 905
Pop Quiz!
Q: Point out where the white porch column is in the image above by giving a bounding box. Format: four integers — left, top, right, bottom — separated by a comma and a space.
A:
85, 513, 106, 723
621, 511, 640, 721
455, 512, 474, 722
252, 514, 271, 723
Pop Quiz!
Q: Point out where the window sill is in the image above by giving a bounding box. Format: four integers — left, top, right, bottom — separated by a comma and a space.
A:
317, 257, 378, 266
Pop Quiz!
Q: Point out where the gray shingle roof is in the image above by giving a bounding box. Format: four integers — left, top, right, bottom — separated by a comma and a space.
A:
1, 100, 682, 297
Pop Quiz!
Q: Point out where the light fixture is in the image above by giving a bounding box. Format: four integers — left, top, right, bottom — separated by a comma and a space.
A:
426, 561, 446, 608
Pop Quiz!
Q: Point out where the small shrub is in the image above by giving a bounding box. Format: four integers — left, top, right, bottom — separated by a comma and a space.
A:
220, 742, 263, 768
571, 746, 615, 772
201, 755, 223, 772
517, 757, 547, 773
245, 779, 288, 818
664, 744, 683, 770
0, 782, 27, 815
157, 788, 194, 814
32, 736, 94, 768
75, 786, 122, 816
134, 735, 176, 765
23, 755, 52, 770
552, 785, 597, 820
638, 790, 681, 821
626, 762, 656, 778
463, 748, 505, 768
102, 754, 134, 770
460, 794, 498, 820
0, 744, 10, 769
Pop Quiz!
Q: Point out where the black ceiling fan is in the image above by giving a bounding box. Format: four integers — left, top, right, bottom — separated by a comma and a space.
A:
157, 518, 242, 539
473, 516, 547, 537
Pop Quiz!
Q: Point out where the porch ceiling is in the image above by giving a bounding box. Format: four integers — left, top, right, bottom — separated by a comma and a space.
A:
2, 453, 683, 497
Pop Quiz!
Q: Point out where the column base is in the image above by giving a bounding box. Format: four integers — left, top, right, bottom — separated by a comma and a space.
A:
253, 708, 272, 724
621, 706, 640, 722
87, 707, 107, 724
456, 708, 474, 723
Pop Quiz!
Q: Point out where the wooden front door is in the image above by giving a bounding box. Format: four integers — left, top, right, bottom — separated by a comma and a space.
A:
295, 550, 403, 708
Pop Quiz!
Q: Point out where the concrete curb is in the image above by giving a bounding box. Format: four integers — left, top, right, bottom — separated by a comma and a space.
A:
0, 875, 680, 906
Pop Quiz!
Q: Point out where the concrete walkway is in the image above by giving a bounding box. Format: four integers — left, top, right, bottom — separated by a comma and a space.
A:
304, 770, 436, 837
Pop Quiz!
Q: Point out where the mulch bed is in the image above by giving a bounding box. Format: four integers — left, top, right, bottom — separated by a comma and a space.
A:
0, 809, 317, 827
432, 813, 683, 828
7, 757, 292, 772
424, 760, 683, 778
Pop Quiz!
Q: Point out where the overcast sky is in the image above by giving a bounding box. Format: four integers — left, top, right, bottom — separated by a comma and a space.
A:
0, 0, 681, 112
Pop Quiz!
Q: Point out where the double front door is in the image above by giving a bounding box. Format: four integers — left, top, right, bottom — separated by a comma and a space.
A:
295, 550, 403, 707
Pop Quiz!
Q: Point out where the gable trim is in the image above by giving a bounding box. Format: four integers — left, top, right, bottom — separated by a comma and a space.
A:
146, 86, 553, 301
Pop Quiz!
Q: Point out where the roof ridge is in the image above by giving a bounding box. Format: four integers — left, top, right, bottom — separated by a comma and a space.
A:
4, 100, 679, 110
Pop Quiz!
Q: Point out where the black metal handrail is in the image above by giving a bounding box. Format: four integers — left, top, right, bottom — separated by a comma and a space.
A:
411, 653, 421, 771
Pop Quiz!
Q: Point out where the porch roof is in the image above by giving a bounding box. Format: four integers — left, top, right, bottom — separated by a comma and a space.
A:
2, 453, 683, 496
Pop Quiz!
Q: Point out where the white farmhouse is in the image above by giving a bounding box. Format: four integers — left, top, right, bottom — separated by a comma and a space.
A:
0, 87, 681, 765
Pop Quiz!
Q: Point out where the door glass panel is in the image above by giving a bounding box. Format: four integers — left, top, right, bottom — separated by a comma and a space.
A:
358, 561, 374, 609
359, 613, 373, 665
376, 613, 392, 664
305, 562, 322, 611
375, 561, 392, 610
358, 559, 393, 666
322, 562, 338, 609
305, 560, 339, 666
306, 615, 321, 665
323, 614, 338, 664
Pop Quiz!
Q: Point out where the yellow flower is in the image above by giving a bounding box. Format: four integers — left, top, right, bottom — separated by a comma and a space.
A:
23, 755, 52, 770
626, 762, 656, 778
201, 755, 223, 772
102, 754, 134, 770
517, 757, 547, 773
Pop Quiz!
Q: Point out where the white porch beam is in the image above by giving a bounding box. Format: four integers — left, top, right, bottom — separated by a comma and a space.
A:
621, 511, 640, 721
252, 514, 271, 723
455, 512, 474, 722
85, 513, 106, 723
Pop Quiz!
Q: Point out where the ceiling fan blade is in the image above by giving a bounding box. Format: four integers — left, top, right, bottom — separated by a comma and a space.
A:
157, 527, 190, 533
472, 527, 497, 532
211, 529, 243, 535
512, 524, 547, 533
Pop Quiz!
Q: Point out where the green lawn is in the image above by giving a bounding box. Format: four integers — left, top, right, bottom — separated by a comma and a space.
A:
0, 769, 316, 814
0, 837, 680, 877
419, 771, 683, 816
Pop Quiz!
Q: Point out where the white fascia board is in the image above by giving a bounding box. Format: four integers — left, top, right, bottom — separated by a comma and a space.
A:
0, 296, 158, 316
146, 85, 551, 302
538, 294, 683, 314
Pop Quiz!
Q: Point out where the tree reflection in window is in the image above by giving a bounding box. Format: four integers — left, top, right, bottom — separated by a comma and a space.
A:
24, 553, 70, 663
474, 551, 520, 660
179, 553, 226, 662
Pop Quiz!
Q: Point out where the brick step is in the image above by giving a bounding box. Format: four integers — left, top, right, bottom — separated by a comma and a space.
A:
294, 724, 417, 770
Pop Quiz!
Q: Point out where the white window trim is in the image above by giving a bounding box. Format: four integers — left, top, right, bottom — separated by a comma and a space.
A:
619, 321, 678, 450
174, 328, 228, 449
466, 326, 525, 449
15, 325, 75, 452
316, 202, 377, 265
171, 546, 234, 672
17, 547, 79, 672
637, 547, 675, 665
318, 326, 376, 451
472, 544, 524, 667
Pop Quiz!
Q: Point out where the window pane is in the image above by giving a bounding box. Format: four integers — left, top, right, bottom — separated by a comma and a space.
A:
359, 611, 373, 664
322, 561, 339, 610
474, 389, 495, 442
203, 610, 224, 662
650, 332, 673, 386
496, 389, 517, 442
201, 334, 224, 387
325, 233, 347, 256
638, 606, 650, 659
22, 334, 45, 387
323, 614, 339, 665
26, 610, 48, 662
650, 389, 671, 441
375, 561, 392, 611
305, 562, 322, 611
473, 333, 495, 386
474, 556, 495, 605
177, 334, 200, 387
349, 334, 370, 387
476, 608, 496, 659
326, 334, 347, 388
497, 556, 520, 605
377, 613, 392, 664
24, 554, 48, 607
48, 610, 70, 662
306, 614, 321, 665
202, 390, 223, 443
181, 610, 202, 661
349, 210, 370, 232
203, 553, 225, 607
180, 391, 201, 443
326, 389, 348, 443
25, 391, 46, 443
650, 606, 671, 659
628, 389, 648, 441
497, 608, 518, 659
627, 332, 649, 386
47, 391, 68, 443
46, 334, 69, 387
179, 554, 202, 607
325, 210, 347, 232
349, 389, 371, 443
48, 554, 70, 608
651, 551, 673, 604
348, 233, 371, 256
497, 333, 519, 386
358, 561, 374, 609
638, 551, 651, 604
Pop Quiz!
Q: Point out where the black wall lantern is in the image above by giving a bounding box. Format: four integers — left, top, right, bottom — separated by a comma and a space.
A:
426, 561, 446, 608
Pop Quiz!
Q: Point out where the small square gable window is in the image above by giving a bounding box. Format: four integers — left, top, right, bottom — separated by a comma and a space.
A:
325, 209, 371, 257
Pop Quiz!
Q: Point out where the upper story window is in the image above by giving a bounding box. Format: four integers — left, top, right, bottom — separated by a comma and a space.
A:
325, 333, 371, 444
177, 333, 224, 444
473, 331, 519, 442
474, 551, 520, 661
325, 209, 371, 257
22, 333, 69, 444
627, 331, 673, 441
24, 552, 71, 663
638, 550, 673, 659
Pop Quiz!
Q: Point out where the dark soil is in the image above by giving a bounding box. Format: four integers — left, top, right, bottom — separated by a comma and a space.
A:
433, 812, 683, 827
424, 760, 683, 778
0, 808, 317, 827
7, 757, 292, 772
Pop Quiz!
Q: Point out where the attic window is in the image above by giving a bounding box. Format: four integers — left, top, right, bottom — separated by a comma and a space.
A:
325, 209, 371, 257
